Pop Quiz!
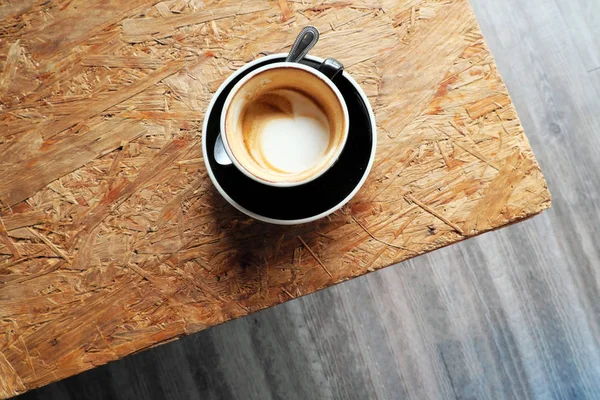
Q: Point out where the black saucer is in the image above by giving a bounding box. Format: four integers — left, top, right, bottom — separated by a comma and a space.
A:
204, 56, 375, 223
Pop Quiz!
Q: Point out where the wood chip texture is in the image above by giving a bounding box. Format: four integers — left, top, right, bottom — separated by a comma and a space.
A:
0, 0, 550, 397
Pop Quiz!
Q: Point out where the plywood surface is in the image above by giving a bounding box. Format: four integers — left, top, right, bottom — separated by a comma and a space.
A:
0, 0, 550, 397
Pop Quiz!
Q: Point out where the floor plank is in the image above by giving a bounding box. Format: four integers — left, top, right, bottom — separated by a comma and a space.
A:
553, 0, 600, 72
16, 0, 600, 399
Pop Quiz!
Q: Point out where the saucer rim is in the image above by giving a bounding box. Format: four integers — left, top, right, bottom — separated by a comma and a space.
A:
201, 53, 377, 225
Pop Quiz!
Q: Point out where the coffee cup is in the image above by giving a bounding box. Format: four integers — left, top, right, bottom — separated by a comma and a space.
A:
202, 53, 377, 225
219, 62, 349, 187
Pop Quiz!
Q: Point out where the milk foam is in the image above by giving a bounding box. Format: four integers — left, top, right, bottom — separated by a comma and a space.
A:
260, 115, 330, 173
242, 90, 331, 174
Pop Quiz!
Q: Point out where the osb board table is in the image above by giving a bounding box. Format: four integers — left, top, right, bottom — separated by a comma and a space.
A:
0, 0, 551, 397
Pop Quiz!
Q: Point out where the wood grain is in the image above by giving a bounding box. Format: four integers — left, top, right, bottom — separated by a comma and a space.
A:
0, 0, 550, 397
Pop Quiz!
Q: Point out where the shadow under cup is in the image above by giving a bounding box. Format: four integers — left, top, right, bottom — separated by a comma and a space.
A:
221, 63, 349, 187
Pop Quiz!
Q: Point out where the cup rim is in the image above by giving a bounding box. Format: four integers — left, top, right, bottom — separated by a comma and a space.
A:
219, 61, 350, 188
202, 53, 377, 225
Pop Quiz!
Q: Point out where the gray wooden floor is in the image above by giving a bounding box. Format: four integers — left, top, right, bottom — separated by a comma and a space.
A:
17, 0, 600, 399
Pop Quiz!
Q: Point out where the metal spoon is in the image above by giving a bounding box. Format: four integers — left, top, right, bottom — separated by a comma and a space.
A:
214, 134, 232, 166
214, 26, 321, 166
286, 26, 320, 63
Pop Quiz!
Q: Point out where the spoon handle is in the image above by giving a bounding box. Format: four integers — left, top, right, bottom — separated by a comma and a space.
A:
286, 26, 320, 63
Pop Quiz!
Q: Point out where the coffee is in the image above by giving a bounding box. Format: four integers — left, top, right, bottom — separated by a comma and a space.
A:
241, 89, 330, 173
222, 64, 348, 186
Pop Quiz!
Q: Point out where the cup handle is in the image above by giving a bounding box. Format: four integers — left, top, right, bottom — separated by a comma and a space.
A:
214, 133, 233, 166
318, 58, 344, 81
